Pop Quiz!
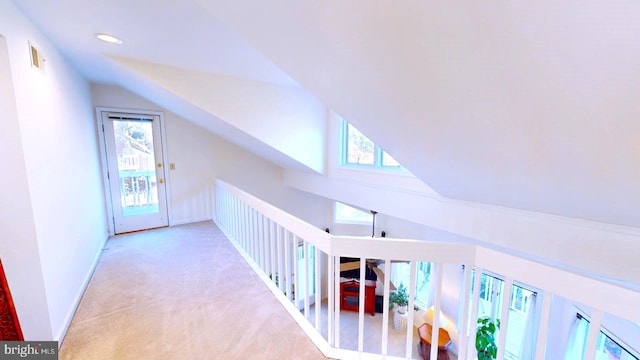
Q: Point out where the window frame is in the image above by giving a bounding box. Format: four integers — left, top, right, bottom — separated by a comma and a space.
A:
391, 261, 432, 309
339, 119, 401, 169
574, 311, 640, 360
333, 201, 374, 225
413, 262, 432, 308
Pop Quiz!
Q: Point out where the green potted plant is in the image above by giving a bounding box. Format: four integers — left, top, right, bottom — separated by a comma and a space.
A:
476, 316, 500, 360
389, 283, 409, 314
389, 283, 410, 330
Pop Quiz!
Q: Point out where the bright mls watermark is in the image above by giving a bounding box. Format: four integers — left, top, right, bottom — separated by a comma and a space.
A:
1, 342, 58, 359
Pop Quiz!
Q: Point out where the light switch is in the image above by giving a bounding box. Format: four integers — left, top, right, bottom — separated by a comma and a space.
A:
169, 163, 176, 170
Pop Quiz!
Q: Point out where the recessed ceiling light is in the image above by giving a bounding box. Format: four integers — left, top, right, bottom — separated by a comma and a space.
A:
96, 33, 123, 44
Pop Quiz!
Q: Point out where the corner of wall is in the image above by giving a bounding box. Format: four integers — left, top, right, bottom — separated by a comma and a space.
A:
54, 234, 108, 342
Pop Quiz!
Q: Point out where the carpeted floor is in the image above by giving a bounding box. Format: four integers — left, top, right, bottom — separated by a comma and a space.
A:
59, 221, 327, 360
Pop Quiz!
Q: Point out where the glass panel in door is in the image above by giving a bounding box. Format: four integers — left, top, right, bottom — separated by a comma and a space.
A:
112, 120, 159, 216
102, 112, 168, 234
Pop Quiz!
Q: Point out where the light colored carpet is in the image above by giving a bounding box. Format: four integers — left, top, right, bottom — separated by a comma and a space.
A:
308, 301, 457, 360
59, 221, 327, 360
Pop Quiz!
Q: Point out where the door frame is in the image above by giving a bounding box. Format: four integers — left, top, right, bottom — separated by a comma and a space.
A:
96, 107, 172, 236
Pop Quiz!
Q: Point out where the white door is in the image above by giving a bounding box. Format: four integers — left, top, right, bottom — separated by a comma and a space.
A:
101, 111, 169, 234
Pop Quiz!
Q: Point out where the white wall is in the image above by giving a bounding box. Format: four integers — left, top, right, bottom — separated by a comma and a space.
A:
0, 0, 108, 340
294, 113, 640, 286
196, 0, 640, 228
91, 84, 330, 229
0, 34, 52, 340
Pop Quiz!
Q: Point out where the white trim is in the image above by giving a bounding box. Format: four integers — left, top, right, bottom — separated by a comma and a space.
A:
381, 260, 392, 355
585, 310, 603, 360
157, 109, 172, 226
170, 217, 212, 226
95, 107, 115, 236
55, 234, 108, 342
334, 255, 341, 349
95, 107, 172, 235
496, 277, 513, 360
430, 263, 443, 360
468, 267, 482, 359
337, 163, 413, 177
458, 264, 472, 360
406, 261, 417, 358
357, 257, 366, 352
535, 293, 553, 359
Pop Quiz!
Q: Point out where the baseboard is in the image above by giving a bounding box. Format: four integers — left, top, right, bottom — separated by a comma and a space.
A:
54, 235, 108, 343
170, 217, 212, 227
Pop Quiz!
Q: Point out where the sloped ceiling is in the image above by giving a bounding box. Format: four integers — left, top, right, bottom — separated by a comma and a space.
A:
13, 0, 298, 87
101, 57, 323, 173
12, 0, 326, 174
13, 0, 640, 227
107, 56, 326, 173
194, 1, 640, 227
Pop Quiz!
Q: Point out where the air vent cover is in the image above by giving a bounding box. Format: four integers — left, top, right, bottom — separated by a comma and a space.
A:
29, 42, 43, 70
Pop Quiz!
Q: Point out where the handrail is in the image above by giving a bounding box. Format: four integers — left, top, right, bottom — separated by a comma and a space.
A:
214, 179, 640, 359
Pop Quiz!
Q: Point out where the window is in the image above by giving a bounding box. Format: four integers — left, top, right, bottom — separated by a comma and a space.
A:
470, 270, 540, 359
391, 261, 431, 308
509, 284, 534, 314
414, 262, 432, 307
340, 119, 401, 168
597, 333, 639, 360
334, 202, 373, 224
567, 314, 639, 360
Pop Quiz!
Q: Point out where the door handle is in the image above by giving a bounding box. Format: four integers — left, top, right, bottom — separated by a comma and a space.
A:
158, 178, 164, 184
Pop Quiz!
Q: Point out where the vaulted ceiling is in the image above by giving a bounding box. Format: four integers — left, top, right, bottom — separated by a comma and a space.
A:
14, 0, 640, 227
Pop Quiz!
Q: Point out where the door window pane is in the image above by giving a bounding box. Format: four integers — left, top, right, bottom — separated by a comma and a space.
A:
112, 120, 159, 216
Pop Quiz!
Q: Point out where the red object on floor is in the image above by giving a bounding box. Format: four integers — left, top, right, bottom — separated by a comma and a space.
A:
340, 280, 376, 316
0, 259, 23, 340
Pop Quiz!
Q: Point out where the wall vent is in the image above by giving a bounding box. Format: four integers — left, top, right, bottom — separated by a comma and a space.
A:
29, 42, 44, 70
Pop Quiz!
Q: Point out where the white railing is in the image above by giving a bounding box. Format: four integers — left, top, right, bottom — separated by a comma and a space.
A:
213, 179, 640, 360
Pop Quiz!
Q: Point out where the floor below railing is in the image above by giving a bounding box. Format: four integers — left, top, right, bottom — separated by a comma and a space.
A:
304, 301, 458, 360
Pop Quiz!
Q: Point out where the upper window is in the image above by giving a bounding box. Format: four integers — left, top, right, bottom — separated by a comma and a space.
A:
341, 119, 401, 168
